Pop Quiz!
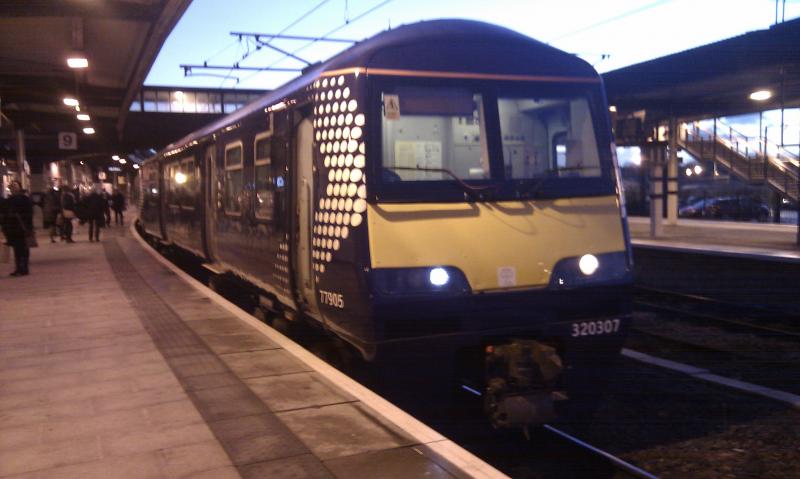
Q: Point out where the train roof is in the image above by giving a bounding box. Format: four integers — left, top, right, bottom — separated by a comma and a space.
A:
155, 19, 597, 159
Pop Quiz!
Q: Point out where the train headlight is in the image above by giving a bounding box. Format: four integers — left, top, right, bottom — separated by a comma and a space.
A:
429, 267, 449, 286
550, 252, 631, 289
578, 254, 599, 275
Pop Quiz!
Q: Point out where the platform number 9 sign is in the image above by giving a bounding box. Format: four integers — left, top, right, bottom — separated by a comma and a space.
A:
58, 132, 77, 150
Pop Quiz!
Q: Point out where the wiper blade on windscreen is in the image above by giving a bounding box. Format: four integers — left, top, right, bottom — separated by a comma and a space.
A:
386, 165, 497, 198
518, 165, 601, 198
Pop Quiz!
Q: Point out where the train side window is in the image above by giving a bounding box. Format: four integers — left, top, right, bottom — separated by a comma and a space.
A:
166, 162, 181, 207
224, 142, 243, 215
254, 132, 274, 220
181, 158, 196, 210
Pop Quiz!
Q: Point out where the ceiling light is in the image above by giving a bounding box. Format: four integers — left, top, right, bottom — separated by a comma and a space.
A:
119, 158, 127, 164
608, 105, 617, 112
83, 127, 95, 134
67, 57, 89, 69
749, 90, 772, 101
112, 155, 120, 161
133, 164, 140, 169
77, 114, 90, 121
63, 98, 79, 107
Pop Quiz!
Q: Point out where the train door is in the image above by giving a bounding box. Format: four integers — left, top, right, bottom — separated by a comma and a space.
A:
204, 144, 219, 260
293, 115, 319, 316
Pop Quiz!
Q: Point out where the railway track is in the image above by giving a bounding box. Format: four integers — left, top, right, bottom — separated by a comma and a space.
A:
633, 285, 800, 340
543, 424, 659, 479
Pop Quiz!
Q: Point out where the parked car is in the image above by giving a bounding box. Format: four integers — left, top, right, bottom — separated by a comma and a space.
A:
679, 197, 771, 222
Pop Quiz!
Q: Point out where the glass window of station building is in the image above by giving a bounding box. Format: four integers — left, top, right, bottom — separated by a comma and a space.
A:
616, 107, 799, 224
130, 88, 265, 114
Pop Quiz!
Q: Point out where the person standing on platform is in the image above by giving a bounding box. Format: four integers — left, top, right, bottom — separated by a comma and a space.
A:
60, 188, 76, 243
112, 189, 126, 226
43, 187, 61, 243
101, 190, 112, 226
86, 184, 106, 242
2, 180, 34, 276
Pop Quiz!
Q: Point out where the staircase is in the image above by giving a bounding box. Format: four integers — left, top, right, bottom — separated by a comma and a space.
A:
681, 122, 799, 202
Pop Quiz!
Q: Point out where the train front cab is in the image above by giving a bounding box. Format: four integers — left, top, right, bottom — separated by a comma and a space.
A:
310, 70, 632, 426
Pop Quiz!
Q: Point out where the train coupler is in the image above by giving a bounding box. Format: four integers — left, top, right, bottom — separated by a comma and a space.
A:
484, 339, 566, 428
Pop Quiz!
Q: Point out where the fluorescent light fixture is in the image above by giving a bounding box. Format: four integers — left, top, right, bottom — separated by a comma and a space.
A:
76, 113, 90, 121
112, 155, 120, 161
118, 158, 127, 165
63, 98, 79, 107
578, 254, 599, 276
749, 90, 772, 101
83, 127, 95, 134
67, 57, 88, 69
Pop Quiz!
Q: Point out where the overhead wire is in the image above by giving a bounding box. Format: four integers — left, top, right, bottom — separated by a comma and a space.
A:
237, 0, 333, 65
547, 0, 673, 42
239, 0, 394, 85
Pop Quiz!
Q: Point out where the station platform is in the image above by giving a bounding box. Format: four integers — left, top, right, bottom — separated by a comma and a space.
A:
628, 216, 800, 262
0, 223, 502, 478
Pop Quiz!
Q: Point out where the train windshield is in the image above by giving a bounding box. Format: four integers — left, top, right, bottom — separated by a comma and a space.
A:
377, 83, 613, 202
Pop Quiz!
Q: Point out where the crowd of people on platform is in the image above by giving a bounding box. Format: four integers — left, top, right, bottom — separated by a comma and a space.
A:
0, 182, 126, 277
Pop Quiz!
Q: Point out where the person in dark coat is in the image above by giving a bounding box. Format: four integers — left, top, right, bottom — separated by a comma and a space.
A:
101, 190, 112, 226
2, 180, 34, 276
60, 188, 76, 243
112, 189, 126, 226
86, 184, 106, 242
43, 187, 61, 242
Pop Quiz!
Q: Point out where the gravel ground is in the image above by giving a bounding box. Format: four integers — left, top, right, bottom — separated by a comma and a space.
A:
552, 311, 800, 479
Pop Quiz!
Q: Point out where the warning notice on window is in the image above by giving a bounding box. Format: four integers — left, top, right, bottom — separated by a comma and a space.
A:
384, 94, 400, 120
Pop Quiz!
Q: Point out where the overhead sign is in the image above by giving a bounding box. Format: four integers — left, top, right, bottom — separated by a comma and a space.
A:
58, 132, 77, 150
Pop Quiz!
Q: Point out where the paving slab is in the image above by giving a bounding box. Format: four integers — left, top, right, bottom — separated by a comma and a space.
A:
0, 221, 505, 478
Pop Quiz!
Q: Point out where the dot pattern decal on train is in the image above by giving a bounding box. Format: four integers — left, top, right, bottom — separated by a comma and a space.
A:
273, 239, 291, 295
311, 74, 366, 283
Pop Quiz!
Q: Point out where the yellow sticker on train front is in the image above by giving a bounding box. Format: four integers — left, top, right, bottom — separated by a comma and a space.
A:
366, 195, 625, 292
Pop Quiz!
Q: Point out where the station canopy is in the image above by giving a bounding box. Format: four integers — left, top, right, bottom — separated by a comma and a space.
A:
603, 17, 800, 125
0, 0, 192, 165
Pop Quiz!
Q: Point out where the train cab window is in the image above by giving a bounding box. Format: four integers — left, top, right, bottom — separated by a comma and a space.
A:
381, 88, 489, 181
497, 97, 601, 179
224, 143, 243, 215
254, 133, 274, 220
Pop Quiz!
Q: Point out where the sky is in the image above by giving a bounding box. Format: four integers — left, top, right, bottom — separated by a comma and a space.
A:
145, 0, 800, 90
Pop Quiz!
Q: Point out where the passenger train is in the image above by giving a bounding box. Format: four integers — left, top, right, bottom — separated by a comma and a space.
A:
138, 20, 633, 428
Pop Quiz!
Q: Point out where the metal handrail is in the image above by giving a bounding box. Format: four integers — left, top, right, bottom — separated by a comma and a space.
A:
685, 122, 799, 180
682, 121, 798, 201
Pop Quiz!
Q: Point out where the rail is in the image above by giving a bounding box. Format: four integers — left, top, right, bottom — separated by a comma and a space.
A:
544, 425, 660, 479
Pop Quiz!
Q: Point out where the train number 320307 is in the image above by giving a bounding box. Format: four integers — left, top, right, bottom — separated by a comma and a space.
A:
571, 319, 621, 337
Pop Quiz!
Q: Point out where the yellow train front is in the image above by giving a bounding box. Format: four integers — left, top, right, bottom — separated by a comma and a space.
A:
140, 20, 632, 428
308, 21, 632, 427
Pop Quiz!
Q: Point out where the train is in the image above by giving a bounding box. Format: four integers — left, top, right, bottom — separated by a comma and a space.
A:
138, 19, 633, 428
